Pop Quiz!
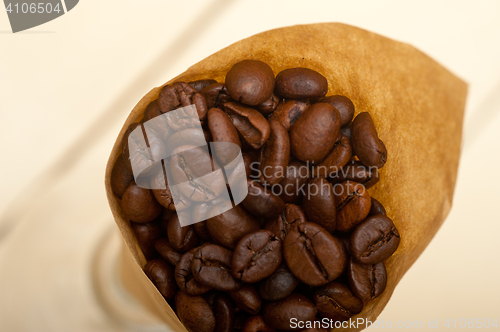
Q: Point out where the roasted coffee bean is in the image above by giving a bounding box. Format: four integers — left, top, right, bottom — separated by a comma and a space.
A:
201, 83, 232, 109
170, 145, 226, 202
225, 60, 275, 106
164, 214, 199, 252
262, 294, 317, 331
369, 197, 387, 216
121, 122, 141, 172
302, 177, 336, 233
228, 284, 262, 315
314, 282, 363, 322
242, 180, 285, 218
264, 204, 306, 241
269, 99, 310, 131
175, 291, 216, 332
319, 95, 355, 126
340, 122, 352, 141
242, 315, 275, 332
151, 165, 191, 211
175, 248, 212, 295
213, 293, 235, 332
275, 68, 328, 99
351, 112, 387, 168
278, 160, 310, 203
110, 153, 134, 199
289, 103, 341, 163
258, 119, 290, 185
192, 243, 242, 291
158, 82, 208, 122
351, 215, 400, 264
347, 259, 387, 300
193, 220, 212, 241
255, 93, 280, 116
333, 181, 371, 232
312, 135, 352, 177
224, 101, 271, 149
131, 221, 163, 259
144, 259, 176, 300
284, 222, 346, 286
208, 107, 242, 165
143, 99, 162, 122
155, 238, 182, 266
257, 263, 300, 301
189, 79, 218, 92
207, 201, 260, 249
330, 160, 379, 189
121, 181, 162, 223
232, 230, 282, 283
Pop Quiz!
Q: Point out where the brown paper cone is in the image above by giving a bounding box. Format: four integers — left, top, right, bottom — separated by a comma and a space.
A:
105, 23, 467, 332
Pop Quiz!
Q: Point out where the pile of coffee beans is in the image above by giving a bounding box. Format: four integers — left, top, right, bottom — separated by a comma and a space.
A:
111, 59, 401, 332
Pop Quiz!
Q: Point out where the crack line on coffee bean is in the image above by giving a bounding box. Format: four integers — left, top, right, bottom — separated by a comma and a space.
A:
178, 155, 216, 200
240, 238, 277, 277
336, 189, 361, 211
369, 264, 376, 299
323, 295, 352, 316
361, 227, 400, 258
300, 229, 329, 280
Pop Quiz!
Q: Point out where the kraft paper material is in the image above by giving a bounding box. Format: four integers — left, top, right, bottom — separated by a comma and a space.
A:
105, 23, 467, 331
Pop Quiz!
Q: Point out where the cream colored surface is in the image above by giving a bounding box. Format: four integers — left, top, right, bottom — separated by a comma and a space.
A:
0, 1, 499, 331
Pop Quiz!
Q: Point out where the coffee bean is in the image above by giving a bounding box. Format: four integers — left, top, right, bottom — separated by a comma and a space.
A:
158, 82, 203, 116
242, 315, 275, 332
257, 263, 300, 301
144, 259, 176, 300
151, 165, 191, 211
228, 284, 262, 315
275, 68, 328, 99
314, 282, 363, 322
330, 160, 380, 189
189, 79, 218, 92
111, 153, 134, 199
224, 101, 271, 149
207, 201, 260, 249
312, 135, 352, 178
164, 214, 199, 252
262, 294, 317, 331
226, 60, 275, 106
347, 258, 387, 300
255, 92, 280, 116
351, 215, 400, 264
213, 293, 235, 332
278, 160, 310, 203
351, 112, 387, 168
284, 222, 346, 286
333, 181, 371, 232
131, 221, 163, 260
175, 291, 216, 332
264, 204, 306, 241
289, 103, 341, 163
175, 248, 212, 295
193, 220, 212, 241
201, 83, 232, 109
302, 177, 336, 233
319, 95, 355, 126
155, 238, 182, 266
232, 230, 282, 283
121, 181, 162, 223
170, 145, 226, 202
340, 122, 352, 141
269, 99, 310, 131
369, 197, 387, 216
258, 119, 290, 185
192, 243, 242, 291
242, 179, 285, 219
208, 107, 242, 165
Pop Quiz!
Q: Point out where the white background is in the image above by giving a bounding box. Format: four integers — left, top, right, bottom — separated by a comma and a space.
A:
0, 1, 499, 331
